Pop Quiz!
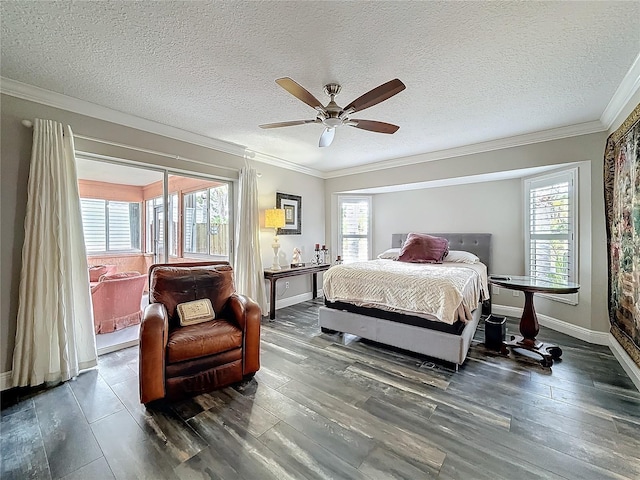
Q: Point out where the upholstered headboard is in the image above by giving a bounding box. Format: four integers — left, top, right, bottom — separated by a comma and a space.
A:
391, 233, 492, 272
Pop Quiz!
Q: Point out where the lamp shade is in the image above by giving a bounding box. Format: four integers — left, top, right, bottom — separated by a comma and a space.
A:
265, 208, 286, 229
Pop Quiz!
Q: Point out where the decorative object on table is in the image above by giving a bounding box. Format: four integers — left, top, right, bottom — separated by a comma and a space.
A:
275, 192, 301, 235
335, 255, 342, 265
291, 248, 304, 268
321, 245, 329, 264
604, 101, 640, 369
264, 208, 286, 270
313, 244, 322, 264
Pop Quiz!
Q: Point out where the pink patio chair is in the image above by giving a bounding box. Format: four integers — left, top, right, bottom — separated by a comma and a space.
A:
91, 271, 146, 334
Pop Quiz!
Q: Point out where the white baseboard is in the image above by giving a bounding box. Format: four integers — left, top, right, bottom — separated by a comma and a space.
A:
609, 334, 640, 392
271, 289, 324, 311
492, 304, 610, 345
97, 339, 139, 356
1, 371, 13, 391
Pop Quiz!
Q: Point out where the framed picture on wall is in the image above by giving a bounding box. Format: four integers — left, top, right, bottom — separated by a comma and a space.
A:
276, 192, 301, 235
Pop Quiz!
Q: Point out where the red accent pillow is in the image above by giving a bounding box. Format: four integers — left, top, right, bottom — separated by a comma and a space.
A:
398, 233, 449, 263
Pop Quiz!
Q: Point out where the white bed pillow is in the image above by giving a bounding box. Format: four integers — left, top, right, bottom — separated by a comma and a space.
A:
444, 250, 480, 264
377, 248, 401, 260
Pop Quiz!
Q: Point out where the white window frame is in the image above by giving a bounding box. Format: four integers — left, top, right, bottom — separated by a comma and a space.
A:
524, 167, 578, 305
337, 195, 372, 263
80, 198, 141, 254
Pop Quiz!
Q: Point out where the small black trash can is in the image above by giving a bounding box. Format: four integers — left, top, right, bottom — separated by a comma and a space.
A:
484, 315, 506, 349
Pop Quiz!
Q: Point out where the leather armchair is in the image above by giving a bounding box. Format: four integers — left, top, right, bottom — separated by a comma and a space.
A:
139, 262, 261, 404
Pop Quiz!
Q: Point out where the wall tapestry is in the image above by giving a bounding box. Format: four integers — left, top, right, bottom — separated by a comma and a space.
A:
604, 102, 640, 368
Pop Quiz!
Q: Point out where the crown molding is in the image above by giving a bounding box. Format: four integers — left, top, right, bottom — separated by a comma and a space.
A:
245, 149, 324, 178
1, 77, 610, 181
323, 120, 606, 179
0, 77, 247, 156
0, 77, 324, 178
601, 52, 640, 129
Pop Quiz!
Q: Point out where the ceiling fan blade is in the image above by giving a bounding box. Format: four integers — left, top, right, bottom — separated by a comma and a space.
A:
343, 79, 406, 113
319, 127, 335, 147
350, 119, 400, 134
276, 77, 324, 110
259, 119, 319, 129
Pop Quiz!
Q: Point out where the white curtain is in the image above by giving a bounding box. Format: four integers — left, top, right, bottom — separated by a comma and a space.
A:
12, 119, 97, 387
234, 163, 268, 313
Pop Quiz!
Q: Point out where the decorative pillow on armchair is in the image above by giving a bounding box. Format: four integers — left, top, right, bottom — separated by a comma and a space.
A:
398, 233, 449, 263
177, 299, 215, 327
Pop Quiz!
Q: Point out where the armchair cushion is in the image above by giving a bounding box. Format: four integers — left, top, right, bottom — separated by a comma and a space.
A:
166, 319, 242, 364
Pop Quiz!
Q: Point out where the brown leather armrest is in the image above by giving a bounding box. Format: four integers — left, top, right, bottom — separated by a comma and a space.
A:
225, 294, 261, 375
139, 303, 169, 404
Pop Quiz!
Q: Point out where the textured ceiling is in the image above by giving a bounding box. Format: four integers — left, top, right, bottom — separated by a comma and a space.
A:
1, 1, 639, 173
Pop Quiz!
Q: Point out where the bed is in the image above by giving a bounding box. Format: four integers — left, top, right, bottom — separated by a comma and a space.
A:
318, 233, 491, 368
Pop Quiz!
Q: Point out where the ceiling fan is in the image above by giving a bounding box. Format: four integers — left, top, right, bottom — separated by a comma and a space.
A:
259, 77, 406, 147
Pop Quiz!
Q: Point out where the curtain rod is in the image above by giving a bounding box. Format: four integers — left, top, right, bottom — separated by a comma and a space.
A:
21, 118, 248, 174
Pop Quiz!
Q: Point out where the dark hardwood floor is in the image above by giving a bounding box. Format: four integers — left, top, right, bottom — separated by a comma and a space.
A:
2, 298, 639, 479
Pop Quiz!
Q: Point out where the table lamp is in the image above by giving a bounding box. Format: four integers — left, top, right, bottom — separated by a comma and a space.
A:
265, 208, 286, 270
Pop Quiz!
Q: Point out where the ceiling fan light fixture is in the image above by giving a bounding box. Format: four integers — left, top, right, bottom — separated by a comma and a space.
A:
324, 117, 342, 128
319, 127, 335, 147
261, 77, 405, 147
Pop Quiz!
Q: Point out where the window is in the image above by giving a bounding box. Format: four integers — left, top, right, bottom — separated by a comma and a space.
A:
524, 168, 578, 304
168, 193, 178, 257
80, 199, 141, 253
338, 195, 372, 263
146, 196, 164, 255
183, 184, 229, 257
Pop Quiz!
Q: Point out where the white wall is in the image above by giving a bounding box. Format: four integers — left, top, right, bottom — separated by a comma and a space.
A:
372, 179, 522, 275
256, 162, 326, 304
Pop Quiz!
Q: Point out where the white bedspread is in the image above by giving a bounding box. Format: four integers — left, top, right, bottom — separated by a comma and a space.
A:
323, 260, 489, 325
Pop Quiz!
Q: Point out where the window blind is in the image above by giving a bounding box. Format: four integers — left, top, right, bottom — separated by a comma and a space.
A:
338, 196, 371, 263
80, 198, 140, 253
108, 201, 133, 250
80, 199, 106, 252
525, 169, 577, 297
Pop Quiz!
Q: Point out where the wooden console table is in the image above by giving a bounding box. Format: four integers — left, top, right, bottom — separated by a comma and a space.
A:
264, 264, 331, 320
488, 275, 579, 367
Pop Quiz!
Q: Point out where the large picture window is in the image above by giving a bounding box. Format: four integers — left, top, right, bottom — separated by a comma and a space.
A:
80, 198, 141, 253
338, 195, 372, 263
524, 168, 578, 304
